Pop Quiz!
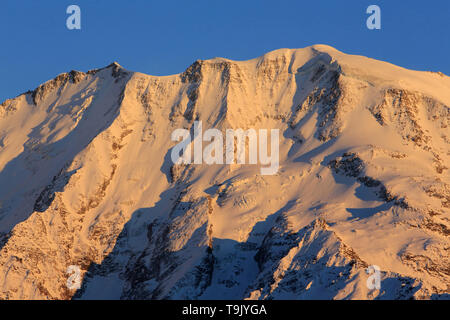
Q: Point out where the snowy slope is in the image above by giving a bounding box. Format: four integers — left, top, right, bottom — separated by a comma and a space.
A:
0, 45, 448, 300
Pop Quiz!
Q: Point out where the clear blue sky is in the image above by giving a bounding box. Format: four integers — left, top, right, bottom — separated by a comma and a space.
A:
1, 0, 449, 102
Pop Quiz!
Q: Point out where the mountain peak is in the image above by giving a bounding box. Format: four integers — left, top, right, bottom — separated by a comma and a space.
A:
107, 61, 122, 69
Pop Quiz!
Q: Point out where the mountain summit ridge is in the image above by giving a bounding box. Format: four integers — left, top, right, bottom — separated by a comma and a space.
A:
3, 44, 449, 107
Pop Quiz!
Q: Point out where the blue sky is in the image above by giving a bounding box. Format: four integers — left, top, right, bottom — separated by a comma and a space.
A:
1, 0, 449, 102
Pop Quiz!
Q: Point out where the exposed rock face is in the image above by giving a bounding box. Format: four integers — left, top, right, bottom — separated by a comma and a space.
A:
0, 45, 449, 299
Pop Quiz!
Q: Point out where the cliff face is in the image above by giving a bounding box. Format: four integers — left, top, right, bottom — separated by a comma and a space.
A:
0, 45, 448, 299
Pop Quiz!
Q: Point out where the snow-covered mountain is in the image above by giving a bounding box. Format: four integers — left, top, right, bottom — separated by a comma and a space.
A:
0, 45, 448, 300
